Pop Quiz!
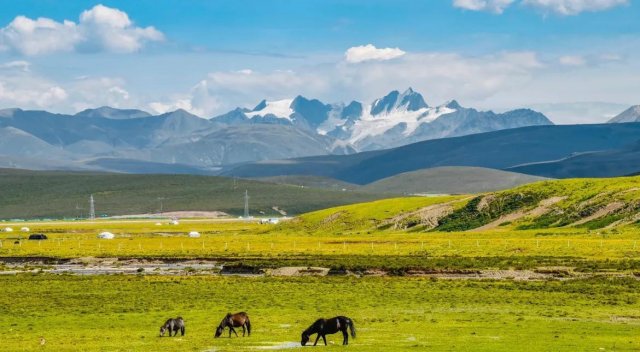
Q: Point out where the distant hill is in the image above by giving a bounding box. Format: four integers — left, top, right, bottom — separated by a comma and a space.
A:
252, 175, 359, 191
360, 167, 548, 195
507, 143, 640, 178
0, 169, 387, 219
284, 175, 640, 234
224, 123, 640, 183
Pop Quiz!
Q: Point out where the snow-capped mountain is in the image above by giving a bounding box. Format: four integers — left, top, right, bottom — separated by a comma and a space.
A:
608, 105, 640, 123
213, 88, 553, 151
0, 88, 552, 173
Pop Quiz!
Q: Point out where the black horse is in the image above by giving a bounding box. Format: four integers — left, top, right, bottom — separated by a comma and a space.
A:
301, 316, 356, 346
215, 312, 251, 338
160, 317, 185, 337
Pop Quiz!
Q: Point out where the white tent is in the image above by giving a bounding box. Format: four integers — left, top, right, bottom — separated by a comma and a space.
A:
170, 220, 180, 225
20, 227, 30, 232
155, 222, 162, 226
97, 231, 115, 239
4, 227, 13, 232
188, 231, 201, 238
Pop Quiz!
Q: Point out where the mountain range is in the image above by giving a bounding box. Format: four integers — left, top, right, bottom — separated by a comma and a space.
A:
223, 122, 640, 184
0, 88, 553, 173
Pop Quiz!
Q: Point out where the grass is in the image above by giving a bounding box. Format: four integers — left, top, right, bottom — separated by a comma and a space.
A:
1, 274, 638, 352
0, 169, 388, 219
2, 219, 640, 272
5, 175, 640, 351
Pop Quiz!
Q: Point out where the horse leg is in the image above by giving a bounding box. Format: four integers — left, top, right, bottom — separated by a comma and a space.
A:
231, 326, 238, 337
313, 334, 321, 346
342, 328, 349, 345
322, 334, 327, 346
242, 324, 246, 337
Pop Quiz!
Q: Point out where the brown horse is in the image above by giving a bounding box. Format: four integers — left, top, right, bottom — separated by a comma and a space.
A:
301, 316, 356, 346
214, 312, 251, 338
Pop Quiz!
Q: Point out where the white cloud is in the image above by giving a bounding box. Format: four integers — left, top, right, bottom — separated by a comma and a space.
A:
0, 60, 30, 72
0, 4, 163, 55
559, 55, 586, 66
453, 0, 515, 13
345, 44, 406, 63
522, 0, 628, 15
149, 50, 544, 117
0, 73, 67, 108
68, 76, 134, 111
453, 0, 627, 15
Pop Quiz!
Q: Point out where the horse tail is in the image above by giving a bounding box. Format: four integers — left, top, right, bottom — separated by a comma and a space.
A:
348, 319, 356, 339
246, 316, 251, 336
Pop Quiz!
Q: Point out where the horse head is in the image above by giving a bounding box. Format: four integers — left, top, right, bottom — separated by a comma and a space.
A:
301, 331, 310, 346
159, 326, 166, 337
214, 324, 224, 338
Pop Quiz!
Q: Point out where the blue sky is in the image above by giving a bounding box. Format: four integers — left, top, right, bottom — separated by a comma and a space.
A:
0, 0, 638, 123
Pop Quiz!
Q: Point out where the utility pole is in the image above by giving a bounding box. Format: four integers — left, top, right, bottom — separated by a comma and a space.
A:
244, 190, 250, 218
89, 194, 96, 220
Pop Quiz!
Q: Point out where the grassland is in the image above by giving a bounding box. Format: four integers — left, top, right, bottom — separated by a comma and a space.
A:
3, 175, 640, 351
2, 274, 639, 352
0, 169, 387, 219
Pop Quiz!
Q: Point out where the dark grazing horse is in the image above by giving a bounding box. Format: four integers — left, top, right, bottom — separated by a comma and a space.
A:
160, 317, 185, 337
214, 312, 251, 338
301, 316, 356, 346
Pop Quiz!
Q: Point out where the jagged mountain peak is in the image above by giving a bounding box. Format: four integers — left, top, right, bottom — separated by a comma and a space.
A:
370, 88, 428, 115
252, 99, 267, 112
608, 105, 640, 123
444, 100, 462, 110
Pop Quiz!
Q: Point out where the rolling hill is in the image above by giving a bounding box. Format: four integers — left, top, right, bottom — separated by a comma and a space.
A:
0, 169, 388, 219
360, 167, 548, 195
282, 175, 640, 234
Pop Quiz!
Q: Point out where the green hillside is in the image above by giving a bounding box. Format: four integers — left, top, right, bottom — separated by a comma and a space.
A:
283, 176, 640, 234
0, 169, 387, 219
279, 196, 465, 234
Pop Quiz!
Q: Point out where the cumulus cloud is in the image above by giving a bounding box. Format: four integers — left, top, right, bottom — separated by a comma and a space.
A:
453, 0, 515, 13
345, 44, 406, 63
0, 69, 67, 108
0, 4, 163, 55
522, 0, 628, 15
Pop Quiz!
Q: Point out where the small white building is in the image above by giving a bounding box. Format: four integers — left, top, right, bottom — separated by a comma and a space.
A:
170, 220, 180, 225
20, 227, 30, 232
4, 227, 13, 232
188, 231, 201, 238
97, 231, 115, 239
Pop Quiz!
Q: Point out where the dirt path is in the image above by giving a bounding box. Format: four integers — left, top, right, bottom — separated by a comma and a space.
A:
471, 196, 566, 232
569, 202, 625, 226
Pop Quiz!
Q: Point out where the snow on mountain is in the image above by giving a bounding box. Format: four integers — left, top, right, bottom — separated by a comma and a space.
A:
225, 87, 552, 152
608, 105, 640, 123
245, 99, 294, 120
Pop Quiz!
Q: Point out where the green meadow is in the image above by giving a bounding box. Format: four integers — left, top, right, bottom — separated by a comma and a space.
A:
3, 176, 640, 351
1, 274, 639, 352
